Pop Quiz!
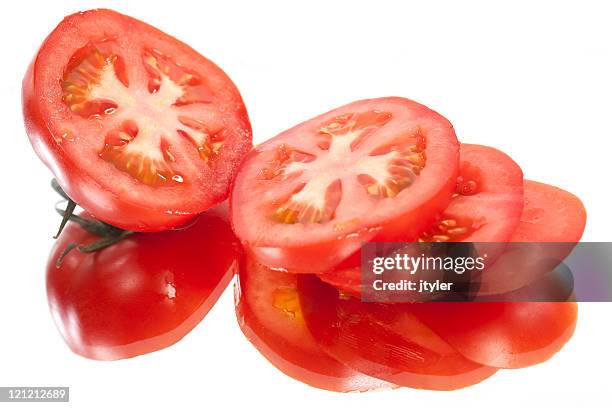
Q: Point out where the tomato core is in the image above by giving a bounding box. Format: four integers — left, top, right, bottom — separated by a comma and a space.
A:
61, 40, 226, 187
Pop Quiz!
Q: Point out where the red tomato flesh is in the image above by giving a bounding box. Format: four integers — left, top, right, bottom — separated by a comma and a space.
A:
511, 180, 586, 242
478, 180, 587, 295
236, 257, 394, 392
231, 97, 459, 272
47, 204, 240, 360
23, 9, 252, 231
420, 143, 524, 242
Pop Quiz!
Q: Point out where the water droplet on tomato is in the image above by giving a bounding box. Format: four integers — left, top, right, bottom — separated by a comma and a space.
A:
166, 282, 176, 299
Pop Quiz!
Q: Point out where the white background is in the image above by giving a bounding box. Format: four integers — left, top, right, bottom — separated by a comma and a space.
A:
1, 0, 610, 407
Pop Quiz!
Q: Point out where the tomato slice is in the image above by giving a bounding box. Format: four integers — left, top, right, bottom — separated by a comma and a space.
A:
477, 180, 587, 295
231, 97, 459, 272
23, 9, 252, 231
511, 180, 586, 242
410, 181, 583, 368
46, 204, 240, 360
419, 143, 524, 242
320, 143, 524, 295
297, 275, 497, 390
236, 257, 394, 392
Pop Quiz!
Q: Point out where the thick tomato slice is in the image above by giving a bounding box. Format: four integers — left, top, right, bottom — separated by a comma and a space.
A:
320, 143, 524, 296
235, 257, 394, 392
297, 275, 497, 390
231, 97, 459, 272
47, 204, 240, 360
410, 181, 584, 368
23, 9, 252, 231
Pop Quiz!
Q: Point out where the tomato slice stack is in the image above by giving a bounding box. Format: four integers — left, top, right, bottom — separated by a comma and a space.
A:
231, 99, 586, 391
235, 257, 395, 392
296, 274, 498, 390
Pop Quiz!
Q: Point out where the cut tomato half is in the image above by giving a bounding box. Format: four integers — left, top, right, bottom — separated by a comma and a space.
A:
231, 97, 459, 272
23, 9, 252, 231
297, 274, 497, 390
235, 257, 394, 392
320, 143, 524, 296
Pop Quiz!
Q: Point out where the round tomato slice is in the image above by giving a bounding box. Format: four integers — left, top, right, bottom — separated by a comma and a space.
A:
297, 275, 497, 390
23, 9, 252, 231
236, 257, 394, 392
419, 143, 524, 242
231, 97, 459, 273
47, 204, 240, 360
320, 143, 524, 296
511, 180, 586, 242
477, 180, 587, 295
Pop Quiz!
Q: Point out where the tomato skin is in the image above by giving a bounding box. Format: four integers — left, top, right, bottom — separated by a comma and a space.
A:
23, 9, 252, 231
235, 257, 394, 392
297, 275, 497, 391
46, 204, 240, 360
231, 97, 459, 273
